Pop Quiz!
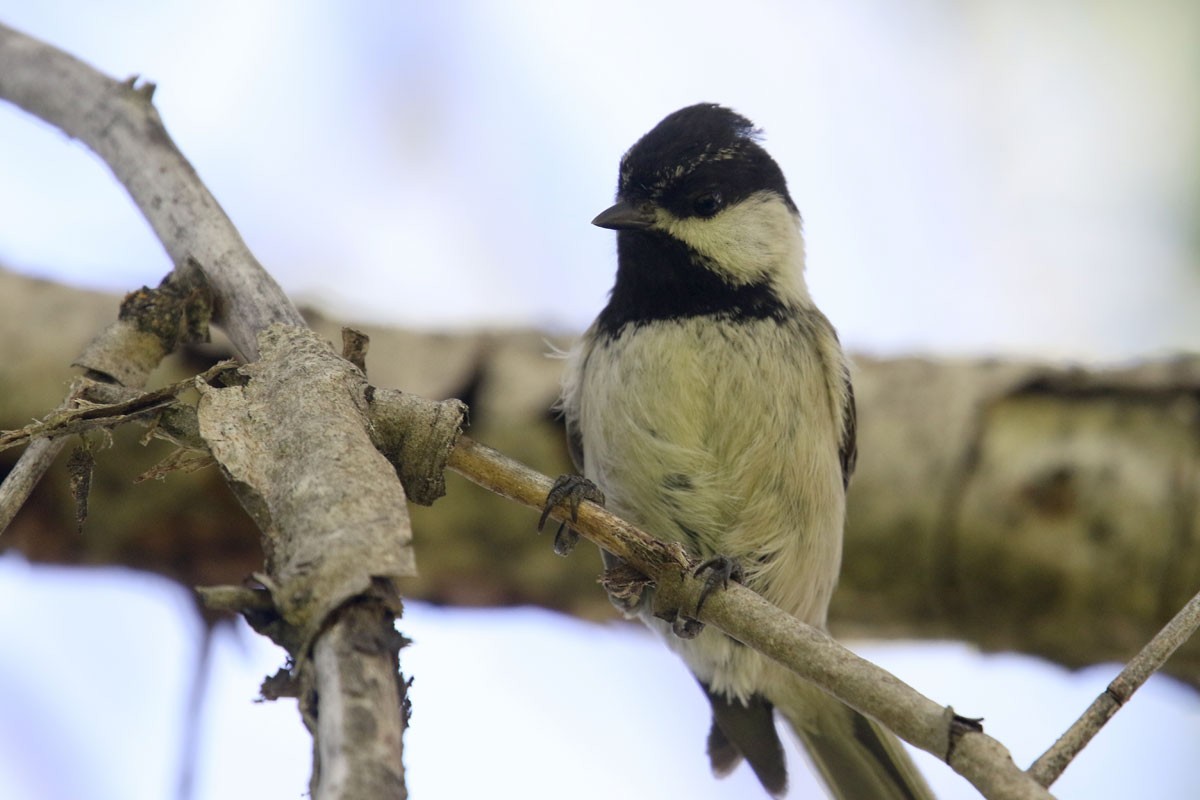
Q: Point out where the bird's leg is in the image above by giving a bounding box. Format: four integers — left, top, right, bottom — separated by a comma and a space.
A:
539, 474, 605, 556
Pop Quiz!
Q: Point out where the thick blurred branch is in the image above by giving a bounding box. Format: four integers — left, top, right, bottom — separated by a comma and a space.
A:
3, 267, 1199, 687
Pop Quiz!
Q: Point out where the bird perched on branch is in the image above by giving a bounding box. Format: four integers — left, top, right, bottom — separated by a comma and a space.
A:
547, 103, 933, 799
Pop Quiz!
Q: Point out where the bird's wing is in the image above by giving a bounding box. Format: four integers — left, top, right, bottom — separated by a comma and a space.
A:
839, 373, 857, 490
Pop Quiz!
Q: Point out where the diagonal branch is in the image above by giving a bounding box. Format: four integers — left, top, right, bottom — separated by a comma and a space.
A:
446, 436, 1055, 800
1027, 587, 1200, 787
0, 361, 236, 453
0, 407, 74, 534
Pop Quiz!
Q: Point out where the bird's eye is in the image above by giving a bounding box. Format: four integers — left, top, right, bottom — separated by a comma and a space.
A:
692, 191, 723, 217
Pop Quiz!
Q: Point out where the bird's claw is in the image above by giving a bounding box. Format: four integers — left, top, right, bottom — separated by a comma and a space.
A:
693, 555, 744, 615
672, 614, 705, 639
552, 527, 580, 557
539, 475, 605, 556
654, 605, 706, 638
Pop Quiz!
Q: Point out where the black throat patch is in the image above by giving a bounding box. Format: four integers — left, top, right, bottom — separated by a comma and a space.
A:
594, 230, 790, 339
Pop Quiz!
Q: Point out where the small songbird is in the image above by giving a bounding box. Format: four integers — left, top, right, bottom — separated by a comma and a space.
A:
551, 104, 933, 798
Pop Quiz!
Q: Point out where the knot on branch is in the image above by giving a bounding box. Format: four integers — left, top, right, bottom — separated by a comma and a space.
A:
367, 387, 467, 505
73, 266, 213, 386
196, 583, 303, 653
119, 267, 212, 347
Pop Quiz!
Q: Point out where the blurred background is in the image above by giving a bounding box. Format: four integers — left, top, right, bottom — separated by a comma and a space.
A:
1, 2, 1198, 798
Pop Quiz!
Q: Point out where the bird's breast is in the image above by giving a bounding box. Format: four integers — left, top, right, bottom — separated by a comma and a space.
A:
573, 314, 845, 623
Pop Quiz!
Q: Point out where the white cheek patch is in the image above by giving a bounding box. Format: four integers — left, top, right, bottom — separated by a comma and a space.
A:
659, 191, 804, 287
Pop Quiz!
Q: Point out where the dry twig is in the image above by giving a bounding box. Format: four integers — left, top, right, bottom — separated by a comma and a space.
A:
1027, 587, 1200, 787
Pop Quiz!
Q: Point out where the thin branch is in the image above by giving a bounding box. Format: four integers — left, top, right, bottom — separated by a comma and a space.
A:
0, 267, 211, 535
196, 585, 277, 615
1027, 587, 1200, 787
0, 362, 235, 454
446, 436, 1055, 800
0, 436, 69, 534
447, 437, 692, 574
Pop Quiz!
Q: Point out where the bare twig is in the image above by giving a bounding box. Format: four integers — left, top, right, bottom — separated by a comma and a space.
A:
0, 436, 70, 534
198, 581, 411, 799
447, 437, 692, 574
446, 436, 1054, 800
0, 268, 210, 535
195, 585, 277, 615
1027, 587, 1200, 787
0, 362, 235, 453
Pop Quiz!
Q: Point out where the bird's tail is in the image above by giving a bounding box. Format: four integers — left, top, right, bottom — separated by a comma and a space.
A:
770, 672, 935, 800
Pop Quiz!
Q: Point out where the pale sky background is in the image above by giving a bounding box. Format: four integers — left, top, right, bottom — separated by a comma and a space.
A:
1, 2, 1198, 799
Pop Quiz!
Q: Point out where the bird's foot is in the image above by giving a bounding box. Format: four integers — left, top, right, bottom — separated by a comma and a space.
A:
538, 475, 605, 556
652, 556, 744, 639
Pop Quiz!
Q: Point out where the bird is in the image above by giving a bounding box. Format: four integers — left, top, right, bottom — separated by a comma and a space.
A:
547, 103, 934, 799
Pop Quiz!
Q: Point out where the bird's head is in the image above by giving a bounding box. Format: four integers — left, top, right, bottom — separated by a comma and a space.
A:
595, 103, 805, 293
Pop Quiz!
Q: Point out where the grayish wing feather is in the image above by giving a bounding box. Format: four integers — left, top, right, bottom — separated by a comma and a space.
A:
839, 374, 857, 490
703, 684, 788, 798
774, 674, 935, 800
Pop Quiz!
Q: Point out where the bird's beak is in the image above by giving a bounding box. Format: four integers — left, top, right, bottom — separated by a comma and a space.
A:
592, 200, 656, 231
